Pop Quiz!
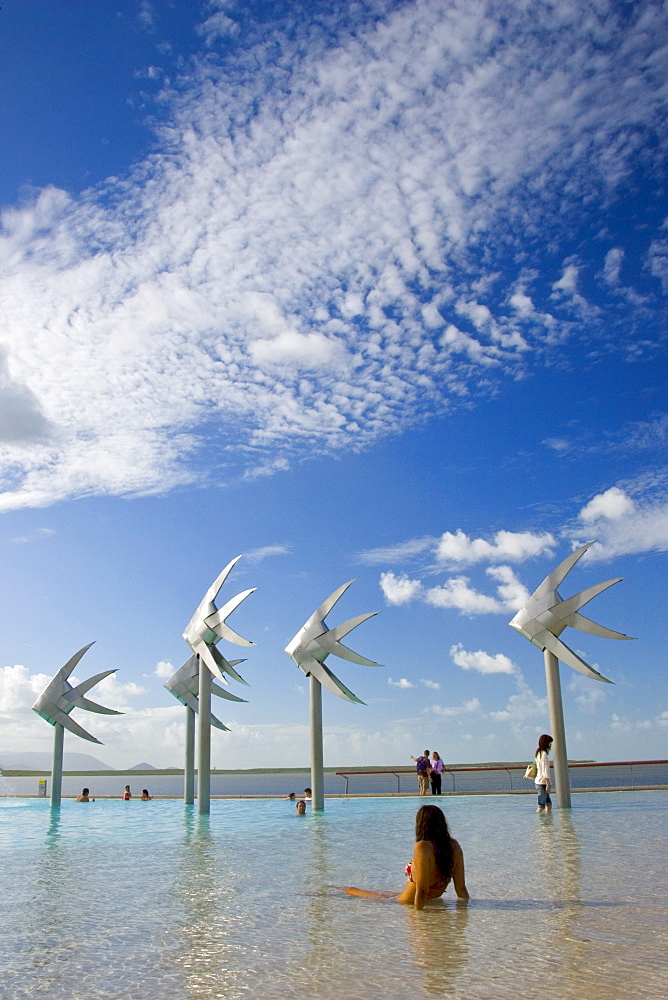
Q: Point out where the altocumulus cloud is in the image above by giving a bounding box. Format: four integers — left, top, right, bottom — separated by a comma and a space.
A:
0, 0, 666, 510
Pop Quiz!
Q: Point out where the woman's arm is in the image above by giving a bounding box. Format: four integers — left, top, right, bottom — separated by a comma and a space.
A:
450, 841, 469, 900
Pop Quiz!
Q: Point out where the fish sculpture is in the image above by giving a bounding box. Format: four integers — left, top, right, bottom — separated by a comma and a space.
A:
182, 555, 256, 685
32, 642, 122, 743
509, 541, 634, 683
285, 579, 381, 703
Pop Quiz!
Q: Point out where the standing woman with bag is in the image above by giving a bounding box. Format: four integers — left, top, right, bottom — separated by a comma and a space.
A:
534, 734, 553, 813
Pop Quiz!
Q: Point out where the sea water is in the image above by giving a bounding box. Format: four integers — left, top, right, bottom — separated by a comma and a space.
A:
0, 792, 665, 1000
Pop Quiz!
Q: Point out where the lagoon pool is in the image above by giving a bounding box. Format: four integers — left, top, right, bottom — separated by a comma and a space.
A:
1, 792, 666, 1000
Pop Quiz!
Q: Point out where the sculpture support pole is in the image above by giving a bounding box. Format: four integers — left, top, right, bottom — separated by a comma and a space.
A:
184, 705, 195, 805
197, 662, 211, 814
544, 650, 571, 809
310, 674, 325, 811
50, 722, 64, 808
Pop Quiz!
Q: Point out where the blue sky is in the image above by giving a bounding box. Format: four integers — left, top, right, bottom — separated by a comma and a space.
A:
0, 0, 666, 770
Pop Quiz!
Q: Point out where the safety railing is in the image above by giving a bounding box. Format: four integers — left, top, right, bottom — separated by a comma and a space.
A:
335, 759, 668, 795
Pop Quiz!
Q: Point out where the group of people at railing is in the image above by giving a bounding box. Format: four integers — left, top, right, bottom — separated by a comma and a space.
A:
410, 750, 446, 794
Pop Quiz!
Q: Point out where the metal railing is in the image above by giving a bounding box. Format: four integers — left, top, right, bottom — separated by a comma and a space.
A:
335, 759, 668, 794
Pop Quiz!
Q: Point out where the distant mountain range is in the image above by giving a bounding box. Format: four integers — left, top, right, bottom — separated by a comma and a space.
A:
0, 751, 157, 772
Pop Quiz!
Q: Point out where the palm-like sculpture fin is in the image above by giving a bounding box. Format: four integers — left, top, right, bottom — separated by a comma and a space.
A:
47, 707, 105, 744
554, 579, 630, 627
566, 612, 631, 641
532, 544, 593, 600
313, 580, 355, 622
59, 642, 96, 679
539, 632, 613, 683
199, 555, 243, 609
310, 657, 366, 704
285, 581, 381, 703
68, 670, 123, 713
316, 613, 381, 665
204, 588, 257, 646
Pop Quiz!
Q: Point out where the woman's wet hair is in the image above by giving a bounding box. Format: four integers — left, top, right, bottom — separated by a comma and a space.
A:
415, 805, 454, 880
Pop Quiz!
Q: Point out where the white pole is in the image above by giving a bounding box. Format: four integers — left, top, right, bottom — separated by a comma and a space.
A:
197, 660, 211, 814
310, 674, 324, 811
50, 722, 64, 808
184, 705, 195, 804
544, 649, 571, 808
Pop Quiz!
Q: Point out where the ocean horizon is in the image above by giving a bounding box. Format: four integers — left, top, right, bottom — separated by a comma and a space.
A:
2, 759, 665, 799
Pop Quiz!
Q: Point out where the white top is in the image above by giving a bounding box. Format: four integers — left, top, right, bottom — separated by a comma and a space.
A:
534, 750, 551, 786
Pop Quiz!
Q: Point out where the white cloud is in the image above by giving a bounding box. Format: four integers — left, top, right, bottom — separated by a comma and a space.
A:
93, 674, 147, 709
358, 537, 436, 565
570, 486, 668, 558
611, 713, 631, 733
579, 486, 635, 522
602, 247, 624, 286
421, 679, 440, 690
509, 290, 535, 316
486, 565, 530, 609
244, 544, 291, 563
379, 571, 423, 605
196, 11, 239, 46
388, 677, 414, 689
487, 676, 547, 731
428, 697, 482, 718
569, 674, 608, 712
0, 347, 54, 444
0, 2, 664, 509
424, 565, 528, 615
436, 529, 555, 565
647, 236, 668, 293
248, 331, 345, 370
425, 577, 503, 614
552, 263, 579, 297
0, 664, 51, 713
542, 437, 570, 453
154, 660, 175, 680
449, 642, 517, 675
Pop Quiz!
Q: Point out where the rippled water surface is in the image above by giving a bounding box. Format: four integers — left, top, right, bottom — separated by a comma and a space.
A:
1, 792, 665, 999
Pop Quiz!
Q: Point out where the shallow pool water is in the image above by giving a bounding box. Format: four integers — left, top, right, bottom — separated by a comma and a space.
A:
1, 792, 665, 999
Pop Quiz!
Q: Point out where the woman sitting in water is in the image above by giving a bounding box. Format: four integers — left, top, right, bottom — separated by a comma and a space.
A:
346, 804, 469, 909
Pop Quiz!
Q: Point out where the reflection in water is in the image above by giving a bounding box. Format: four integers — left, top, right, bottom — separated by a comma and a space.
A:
46, 806, 62, 847
300, 814, 341, 994
16, 807, 79, 992
173, 812, 221, 993
532, 812, 588, 993
171, 808, 252, 997
405, 902, 470, 997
